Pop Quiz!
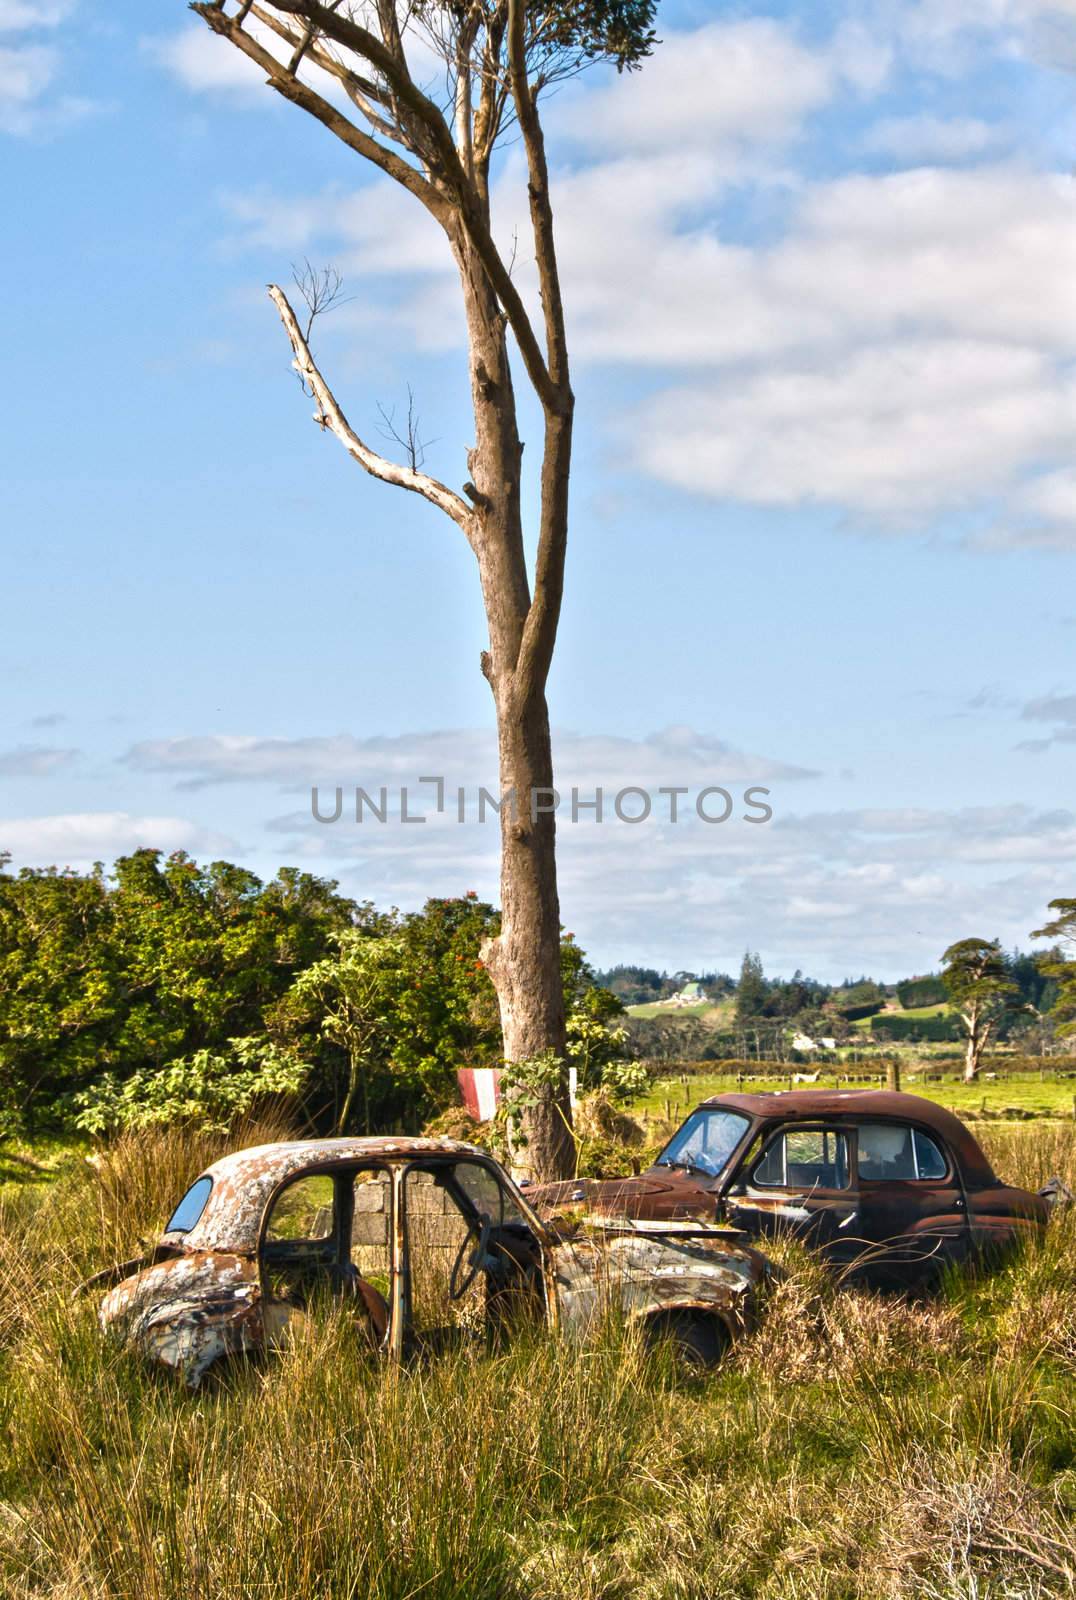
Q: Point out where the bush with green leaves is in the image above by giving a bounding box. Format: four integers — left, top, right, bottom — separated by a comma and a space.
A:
72, 1039, 310, 1136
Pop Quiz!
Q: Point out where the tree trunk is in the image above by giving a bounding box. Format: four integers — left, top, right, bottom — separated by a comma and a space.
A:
963, 1012, 980, 1083
451, 228, 574, 1181
483, 687, 573, 1180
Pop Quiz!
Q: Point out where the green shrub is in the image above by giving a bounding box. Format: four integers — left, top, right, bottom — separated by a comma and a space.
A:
839, 1001, 884, 1021
871, 1013, 961, 1042
896, 975, 948, 1009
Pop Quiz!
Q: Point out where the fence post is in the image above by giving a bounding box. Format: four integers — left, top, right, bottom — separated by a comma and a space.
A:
886, 1059, 901, 1093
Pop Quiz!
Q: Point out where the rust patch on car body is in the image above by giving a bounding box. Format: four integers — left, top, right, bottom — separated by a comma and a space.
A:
100, 1250, 262, 1385
175, 1136, 485, 1256
553, 1223, 772, 1344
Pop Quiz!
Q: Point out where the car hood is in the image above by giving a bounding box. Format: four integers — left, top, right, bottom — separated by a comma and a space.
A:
527, 1169, 715, 1222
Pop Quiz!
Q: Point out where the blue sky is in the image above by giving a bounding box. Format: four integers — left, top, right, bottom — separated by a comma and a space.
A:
3, 0, 1076, 980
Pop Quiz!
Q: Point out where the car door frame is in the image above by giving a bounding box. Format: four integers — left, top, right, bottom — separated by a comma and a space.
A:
256, 1159, 399, 1352
397, 1153, 554, 1348
721, 1119, 861, 1258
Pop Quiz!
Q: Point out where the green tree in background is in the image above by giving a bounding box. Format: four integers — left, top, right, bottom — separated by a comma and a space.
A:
1032, 900, 1076, 1038
941, 937, 1020, 1082
0, 854, 113, 1132
4, 856, 624, 1138
735, 951, 768, 1025
274, 894, 506, 1133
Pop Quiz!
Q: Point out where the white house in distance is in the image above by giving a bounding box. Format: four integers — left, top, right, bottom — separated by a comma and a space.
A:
670, 981, 707, 1007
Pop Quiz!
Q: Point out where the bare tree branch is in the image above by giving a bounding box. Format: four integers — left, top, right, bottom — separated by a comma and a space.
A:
505, 0, 573, 701
248, 4, 401, 141
249, 0, 559, 410
507, 0, 569, 390
292, 258, 352, 343
267, 284, 474, 539
192, 4, 451, 222
375, 385, 437, 473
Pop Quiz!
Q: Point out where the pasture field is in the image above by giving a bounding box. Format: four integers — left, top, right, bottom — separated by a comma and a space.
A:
1, 1120, 1075, 1598
625, 1000, 718, 1020
634, 1070, 1076, 1125
850, 1002, 951, 1029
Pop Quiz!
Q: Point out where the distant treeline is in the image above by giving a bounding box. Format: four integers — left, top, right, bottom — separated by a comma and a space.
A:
605, 947, 1058, 1062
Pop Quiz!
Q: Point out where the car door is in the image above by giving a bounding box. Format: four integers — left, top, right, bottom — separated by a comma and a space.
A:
852, 1120, 969, 1285
401, 1157, 547, 1352
724, 1123, 860, 1259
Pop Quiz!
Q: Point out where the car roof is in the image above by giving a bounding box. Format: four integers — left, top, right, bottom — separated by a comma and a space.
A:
698, 1089, 997, 1185
172, 1135, 488, 1255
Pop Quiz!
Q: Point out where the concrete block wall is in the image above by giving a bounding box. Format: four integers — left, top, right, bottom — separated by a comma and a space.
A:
351, 1171, 467, 1276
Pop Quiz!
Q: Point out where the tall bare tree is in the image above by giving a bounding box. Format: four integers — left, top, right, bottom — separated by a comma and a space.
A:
187, 0, 657, 1177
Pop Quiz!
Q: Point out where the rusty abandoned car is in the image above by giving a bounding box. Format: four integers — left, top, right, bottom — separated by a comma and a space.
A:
88, 1136, 774, 1385
528, 1090, 1053, 1287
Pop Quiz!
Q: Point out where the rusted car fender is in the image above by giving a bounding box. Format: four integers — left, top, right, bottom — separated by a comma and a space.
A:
98, 1251, 263, 1386
550, 1228, 773, 1347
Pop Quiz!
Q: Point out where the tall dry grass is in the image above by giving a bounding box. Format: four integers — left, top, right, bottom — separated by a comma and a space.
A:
0, 1120, 1073, 1599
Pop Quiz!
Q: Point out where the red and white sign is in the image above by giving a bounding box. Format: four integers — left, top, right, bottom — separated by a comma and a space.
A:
457, 1067, 502, 1122
456, 1065, 578, 1122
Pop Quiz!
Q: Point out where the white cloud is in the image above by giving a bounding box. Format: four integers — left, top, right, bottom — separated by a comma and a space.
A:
0, 745, 78, 777
636, 339, 1076, 519
148, 15, 448, 110
564, 19, 837, 154
547, 165, 1076, 366
1021, 469, 1076, 523
226, 181, 449, 280
145, 19, 360, 109
0, 0, 69, 27
257, 794, 1073, 977
122, 725, 817, 791
182, 4, 1076, 537
0, 813, 238, 868
862, 114, 1004, 161
0, 41, 54, 130
0, 2, 93, 135
1017, 692, 1076, 748
149, 24, 271, 100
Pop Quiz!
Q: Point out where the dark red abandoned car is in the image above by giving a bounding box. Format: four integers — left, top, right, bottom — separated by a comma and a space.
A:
528, 1091, 1053, 1287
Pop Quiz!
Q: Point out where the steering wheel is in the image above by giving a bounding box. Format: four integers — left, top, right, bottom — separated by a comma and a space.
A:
449, 1215, 493, 1301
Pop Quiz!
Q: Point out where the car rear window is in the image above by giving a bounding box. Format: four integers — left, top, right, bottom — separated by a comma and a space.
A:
165, 1175, 213, 1234
857, 1123, 948, 1181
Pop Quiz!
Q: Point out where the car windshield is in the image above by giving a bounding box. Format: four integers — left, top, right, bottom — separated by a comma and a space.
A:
656, 1109, 750, 1178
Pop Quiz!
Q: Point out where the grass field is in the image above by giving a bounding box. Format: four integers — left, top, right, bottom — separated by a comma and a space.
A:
625, 999, 718, 1020
850, 1002, 952, 1031
634, 1071, 1076, 1125
1, 1119, 1075, 1598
